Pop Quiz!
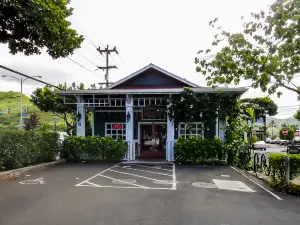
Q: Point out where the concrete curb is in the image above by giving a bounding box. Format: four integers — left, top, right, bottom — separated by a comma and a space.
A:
0, 159, 66, 179
232, 166, 270, 186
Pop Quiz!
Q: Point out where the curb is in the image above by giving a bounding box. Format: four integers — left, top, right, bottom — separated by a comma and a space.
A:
231, 166, 269, 185
0, 159, 66, 179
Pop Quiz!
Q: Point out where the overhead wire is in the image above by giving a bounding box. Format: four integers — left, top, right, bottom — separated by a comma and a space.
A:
67, 57, 99, 77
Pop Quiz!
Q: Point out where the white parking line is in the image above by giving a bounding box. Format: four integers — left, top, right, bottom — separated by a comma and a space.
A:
109, 169, 172, 183
129, 164, 173, 171
230, 166, 283, 200
75, 163, 120, 187
172, 163, 177, 190
116, 166, 172, 177
99, 174, 148, 188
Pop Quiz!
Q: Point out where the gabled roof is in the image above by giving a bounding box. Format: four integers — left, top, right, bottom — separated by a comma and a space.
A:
108, 63, 199, 89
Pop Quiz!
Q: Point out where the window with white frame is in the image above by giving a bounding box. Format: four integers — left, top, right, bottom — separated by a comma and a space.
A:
178, 123, 204, 138
105, 123, 126, 140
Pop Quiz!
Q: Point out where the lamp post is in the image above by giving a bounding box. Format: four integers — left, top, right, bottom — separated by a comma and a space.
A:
2, 75, 42, 129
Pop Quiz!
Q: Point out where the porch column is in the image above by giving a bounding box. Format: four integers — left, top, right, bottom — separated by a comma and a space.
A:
126, 94, 134, 161
91, 108, 95, 136
167, 103, 175, 161
76, 96, 86, 137
218, 119, 226, 141
215, 117, 219, 138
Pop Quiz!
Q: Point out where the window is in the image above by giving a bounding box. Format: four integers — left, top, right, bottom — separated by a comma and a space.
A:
105, 123, 126, 140
178, 123, 203, 138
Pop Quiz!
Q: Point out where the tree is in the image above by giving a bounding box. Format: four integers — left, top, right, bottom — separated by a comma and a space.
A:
240, 97, 278, 117
195, 0, 300, 99
31, 82, 85, 135
1, 0, 83, 59
268, 120, 277, 137
279, 127, 294, 140
23, 112, 41, 130
294, 110, 300, 121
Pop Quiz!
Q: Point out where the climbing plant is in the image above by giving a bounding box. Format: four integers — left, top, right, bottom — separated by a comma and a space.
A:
168, 87, 240, 129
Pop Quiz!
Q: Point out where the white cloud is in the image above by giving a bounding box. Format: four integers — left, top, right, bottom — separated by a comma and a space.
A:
1, 0, 299, 118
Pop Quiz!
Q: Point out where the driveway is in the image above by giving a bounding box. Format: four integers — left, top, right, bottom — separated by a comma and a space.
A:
0, 162, 300, 225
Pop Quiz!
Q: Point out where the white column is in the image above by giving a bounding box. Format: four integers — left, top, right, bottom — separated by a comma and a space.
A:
92, 108, 95, 136
126, 94, 134, 161
215, 117, 219, 138
76, 96, 86, 137
218, 119, 226, 141
167, 103, 175, 161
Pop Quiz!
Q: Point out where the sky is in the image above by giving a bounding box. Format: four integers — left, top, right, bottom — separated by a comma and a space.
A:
0, 0, 299, 119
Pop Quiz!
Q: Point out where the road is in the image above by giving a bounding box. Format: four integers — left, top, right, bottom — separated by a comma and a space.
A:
0, 163, 300, 225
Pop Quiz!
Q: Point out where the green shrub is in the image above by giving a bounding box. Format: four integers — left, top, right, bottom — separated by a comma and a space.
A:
269, 153, 300, 181
62, 136, 128, 161
269, 181, 300, 196
0, 131, 60, 171
174, 136, 226, 163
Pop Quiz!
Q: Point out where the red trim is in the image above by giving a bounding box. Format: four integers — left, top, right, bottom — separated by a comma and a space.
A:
113, 85, 184, 89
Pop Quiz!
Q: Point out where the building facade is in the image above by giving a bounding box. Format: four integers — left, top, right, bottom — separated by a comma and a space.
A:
58, 64, 247, 161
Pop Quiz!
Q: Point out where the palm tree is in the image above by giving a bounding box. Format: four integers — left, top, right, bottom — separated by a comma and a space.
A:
268, 120, 277, 137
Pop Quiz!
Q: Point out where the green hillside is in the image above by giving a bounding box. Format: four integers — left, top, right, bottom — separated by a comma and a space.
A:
0, 91, 64, 130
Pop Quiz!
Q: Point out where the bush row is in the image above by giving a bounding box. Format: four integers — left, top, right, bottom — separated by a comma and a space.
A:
269, 181, 300, 196
269, 153, 300, 182
0, 131, 59, 171
174, 136, 226, 163
62, 136, 128, 161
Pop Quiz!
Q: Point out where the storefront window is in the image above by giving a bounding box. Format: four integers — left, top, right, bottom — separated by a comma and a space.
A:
105, 123, 126, 140
178, 123, 203, 138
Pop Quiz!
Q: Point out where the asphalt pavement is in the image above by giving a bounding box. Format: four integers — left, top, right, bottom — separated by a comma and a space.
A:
0, 162, 300, 225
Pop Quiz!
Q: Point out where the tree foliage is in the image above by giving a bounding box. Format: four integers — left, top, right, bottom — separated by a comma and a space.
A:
240, 97, 278, 116
23, 112, 41, 130
30, 82, 84, 135
0, 0, 83, 58
195, 0, 300, 99
268, 119, 277, 137
279, 127, 294, 140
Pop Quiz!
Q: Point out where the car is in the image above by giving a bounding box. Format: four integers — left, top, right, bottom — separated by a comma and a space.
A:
270, 139, 276, 144
280, 139, 289, 145
275, 137, 281, 144
287, 137, 300, 154
266, 138, 271, 143
253, 141, 267, 150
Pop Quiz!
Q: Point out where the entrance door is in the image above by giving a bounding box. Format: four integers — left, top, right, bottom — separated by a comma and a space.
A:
140, 123, 166, 159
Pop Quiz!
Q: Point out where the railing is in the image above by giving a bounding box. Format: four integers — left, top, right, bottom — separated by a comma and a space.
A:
86, 98, 126, 107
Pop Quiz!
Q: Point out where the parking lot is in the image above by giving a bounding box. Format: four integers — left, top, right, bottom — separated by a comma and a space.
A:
1, 162, 300, 225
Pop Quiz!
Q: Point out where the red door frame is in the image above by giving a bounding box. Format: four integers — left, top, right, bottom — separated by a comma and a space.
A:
139, 123, 166, 159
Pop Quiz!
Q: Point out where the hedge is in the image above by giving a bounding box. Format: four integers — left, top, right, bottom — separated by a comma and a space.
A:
269, 153, 300, 182
174, 136, 226, 163
0, 131, 60, 171
62, 136, 128, 161
269, 181, 300, 196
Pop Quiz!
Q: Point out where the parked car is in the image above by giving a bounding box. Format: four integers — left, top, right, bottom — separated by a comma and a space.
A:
275, 137, 281, 144
253, 141, 267, 150
287, 137, 300, 154
266, 138, 271, 143
270, 139, 276, 144
280, 139, 289, 145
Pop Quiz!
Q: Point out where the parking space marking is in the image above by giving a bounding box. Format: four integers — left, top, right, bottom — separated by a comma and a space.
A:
129, 164, 172, 171
230, 166, 283, 200
99, 174, 149, 188
109, 169, 171, 183
75, 163, 120, 187
172, 163, 177, 190
116, 166, 172, 177
75, 163, 176, 190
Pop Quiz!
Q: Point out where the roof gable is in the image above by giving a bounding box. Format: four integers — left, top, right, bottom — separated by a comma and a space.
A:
109, 64, 198, 89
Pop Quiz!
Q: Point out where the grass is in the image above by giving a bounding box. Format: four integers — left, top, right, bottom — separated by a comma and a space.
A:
0, 91, 65, 130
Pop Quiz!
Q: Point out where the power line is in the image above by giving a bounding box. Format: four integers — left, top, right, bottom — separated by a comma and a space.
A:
78, 52, 99, 67
67, 57, 99, 77
0, 64, 62, 89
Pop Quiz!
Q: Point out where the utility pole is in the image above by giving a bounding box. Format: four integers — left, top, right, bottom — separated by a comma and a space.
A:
97, 45, 118, 87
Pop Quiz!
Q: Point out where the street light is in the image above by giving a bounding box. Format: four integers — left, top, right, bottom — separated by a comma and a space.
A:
2, 75, 42, 129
